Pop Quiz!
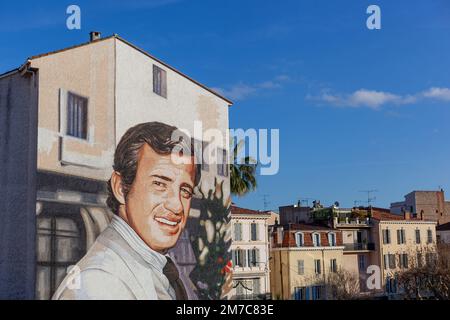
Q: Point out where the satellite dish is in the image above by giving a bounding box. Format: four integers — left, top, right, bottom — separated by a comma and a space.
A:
334, 201, 340, 207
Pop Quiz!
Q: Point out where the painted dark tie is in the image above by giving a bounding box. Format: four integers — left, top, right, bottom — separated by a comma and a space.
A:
163, 256, 188, 300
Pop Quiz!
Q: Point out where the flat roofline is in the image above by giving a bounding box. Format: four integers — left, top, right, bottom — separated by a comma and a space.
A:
10, 34, 233, 105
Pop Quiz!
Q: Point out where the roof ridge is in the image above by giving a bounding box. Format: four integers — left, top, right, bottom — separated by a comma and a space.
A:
20, 34, 232, 105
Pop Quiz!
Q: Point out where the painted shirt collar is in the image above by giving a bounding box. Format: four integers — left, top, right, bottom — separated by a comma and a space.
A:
110, 215, 167, 272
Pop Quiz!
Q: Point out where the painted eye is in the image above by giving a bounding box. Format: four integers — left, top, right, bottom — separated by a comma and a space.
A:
153, 181, 167, 189
181, 188, 193, 199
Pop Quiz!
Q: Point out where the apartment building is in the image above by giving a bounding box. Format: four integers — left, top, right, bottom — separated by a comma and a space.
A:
230, 206, 271, 300
279, 203, 312, 225
370, 208, 437, 296
437, 222, 450, 244
269, 224, 344, 300
0, 33, 232, 299
391, 190, 450, 225
332, 207, 377, 293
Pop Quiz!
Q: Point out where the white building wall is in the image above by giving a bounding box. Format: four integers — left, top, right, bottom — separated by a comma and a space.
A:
230, 215, 271, 299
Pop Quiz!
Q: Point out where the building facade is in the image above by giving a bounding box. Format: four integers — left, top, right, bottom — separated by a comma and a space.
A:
391, 190, 450, 225
370, 208, 437, 297
0, 33, 232, 299
230, 206, 271, 300
437, 222, 450, 244
269, 224, 345, 300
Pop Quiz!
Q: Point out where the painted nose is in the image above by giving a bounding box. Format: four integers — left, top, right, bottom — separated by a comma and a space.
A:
164, 189, 183, 214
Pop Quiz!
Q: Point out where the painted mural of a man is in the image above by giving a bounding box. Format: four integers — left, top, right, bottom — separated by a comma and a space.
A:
53, 121, 200, 300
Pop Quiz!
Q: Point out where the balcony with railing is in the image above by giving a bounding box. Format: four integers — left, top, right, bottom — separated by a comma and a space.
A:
343, 242, 375, 251
334, 217, 372, 228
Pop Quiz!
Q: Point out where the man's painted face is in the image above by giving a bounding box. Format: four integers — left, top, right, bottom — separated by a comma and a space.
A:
122, 144, 195, 253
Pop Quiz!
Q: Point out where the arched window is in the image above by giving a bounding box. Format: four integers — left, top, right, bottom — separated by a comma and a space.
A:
312, 232, 321, 247
36, 207, 86, 300
295, 232, 304, 247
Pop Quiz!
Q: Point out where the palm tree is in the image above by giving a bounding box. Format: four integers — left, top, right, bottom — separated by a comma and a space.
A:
230, 139, 258, 196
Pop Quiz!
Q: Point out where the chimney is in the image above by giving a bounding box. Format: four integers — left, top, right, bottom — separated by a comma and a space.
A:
90, 31, 101, 42
276, 227, 283, 245
404, 211, 410, 220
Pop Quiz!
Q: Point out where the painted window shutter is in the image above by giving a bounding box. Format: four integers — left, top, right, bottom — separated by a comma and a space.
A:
305, 287, 310, 300
242, 250, 247, 267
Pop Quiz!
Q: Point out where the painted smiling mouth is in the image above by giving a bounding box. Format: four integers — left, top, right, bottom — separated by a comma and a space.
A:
155, 217, 180, 226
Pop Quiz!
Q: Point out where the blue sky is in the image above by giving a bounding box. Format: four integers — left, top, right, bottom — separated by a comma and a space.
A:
1, 0, 450, 211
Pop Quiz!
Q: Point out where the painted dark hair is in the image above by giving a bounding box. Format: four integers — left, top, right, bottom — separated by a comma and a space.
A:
106, 121, 200, 215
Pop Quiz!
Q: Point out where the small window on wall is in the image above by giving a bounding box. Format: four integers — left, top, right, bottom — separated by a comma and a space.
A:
314, 259, 321, 274
67, 92, 88, 140
330, 259, 337, 273
250, 223, 259, 241
153, 65, 167, 98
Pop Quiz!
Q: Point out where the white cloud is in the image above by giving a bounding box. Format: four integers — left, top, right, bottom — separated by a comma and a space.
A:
309, 87, 450, 109
213, 83, 257, 101
422, 87, 450, 101
213, 74, 290, 101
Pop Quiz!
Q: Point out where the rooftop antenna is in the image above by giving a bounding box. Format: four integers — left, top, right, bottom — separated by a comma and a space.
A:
262, 194, 270, 211
354, 200, 365, 207
359, 190, 378, 206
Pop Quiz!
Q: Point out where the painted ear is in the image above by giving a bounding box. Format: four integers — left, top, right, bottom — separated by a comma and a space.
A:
111, 171, 126, 205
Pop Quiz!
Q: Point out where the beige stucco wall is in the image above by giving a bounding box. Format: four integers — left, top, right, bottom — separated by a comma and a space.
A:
270, 248, 344, 299
114, 38, 230, 202
230, 214, 271, 297
31, 38, 116, 181
377, 220, 437, 285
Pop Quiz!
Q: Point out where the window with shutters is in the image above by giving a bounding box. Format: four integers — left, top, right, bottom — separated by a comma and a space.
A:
294, 287, 306, 300
330, 259, 337, 273
399, 253, 408, 269
233, 249, 246, 267
298, 260, 304, 275
153, 65, 167, 98
388, 254, 396, 269
66, 92, 88, 140
427, 229, 433, 244
248, 248, 259, 267
311, 286, 322, 300
417, 253, 423, 268
251, 223, 259, 241
397, 229, 406, 244
382, 229, 391, 244
240, 249, 247, 267
234, 223, 242, 241
383, 254, 388, 270
314, 259, 321, 275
